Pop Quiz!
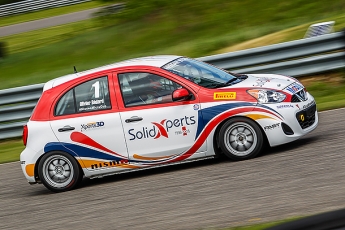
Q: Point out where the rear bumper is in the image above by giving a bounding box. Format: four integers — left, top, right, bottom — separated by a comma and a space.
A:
20, 147, 38, 184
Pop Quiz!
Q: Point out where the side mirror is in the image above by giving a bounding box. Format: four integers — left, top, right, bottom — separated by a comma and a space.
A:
172, 88, 190, 101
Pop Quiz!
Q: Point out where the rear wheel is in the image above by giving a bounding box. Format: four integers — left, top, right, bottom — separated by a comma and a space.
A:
38, 151, 82, 192
218, 117, 263, 160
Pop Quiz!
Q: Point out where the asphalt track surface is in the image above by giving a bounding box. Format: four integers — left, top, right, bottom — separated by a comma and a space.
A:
0, 7, 100, 37
0, 108, 344, 230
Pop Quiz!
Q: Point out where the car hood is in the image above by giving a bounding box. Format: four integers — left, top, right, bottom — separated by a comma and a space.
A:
229, 74, 298, 91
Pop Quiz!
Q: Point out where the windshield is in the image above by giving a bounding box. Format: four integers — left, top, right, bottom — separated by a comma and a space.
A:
162, 57, 241, 88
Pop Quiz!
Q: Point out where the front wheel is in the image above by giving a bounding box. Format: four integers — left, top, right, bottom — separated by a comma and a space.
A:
38, 151, 82, 192
218, 117, 264, 160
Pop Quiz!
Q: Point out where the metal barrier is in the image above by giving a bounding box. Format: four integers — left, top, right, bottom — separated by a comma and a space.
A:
198, 32, 345, 74
0, 84, 43, 140
0, 32, 344, 140
0, 0, 91, 17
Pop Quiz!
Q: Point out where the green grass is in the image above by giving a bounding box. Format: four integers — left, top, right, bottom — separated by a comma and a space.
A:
303, 75, 345, 111
0, 1, 111, 27
0, 139, 24, 163
221, 217, 300, 229
217, 15, 345, 53
3, 19, 102, 54
1, 0, 345, 90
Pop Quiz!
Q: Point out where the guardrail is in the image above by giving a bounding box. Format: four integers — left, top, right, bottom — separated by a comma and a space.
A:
0, 0, 91, 17
0, 84, 43, 140
0, 31, 344, 140
198, 31, 345, 75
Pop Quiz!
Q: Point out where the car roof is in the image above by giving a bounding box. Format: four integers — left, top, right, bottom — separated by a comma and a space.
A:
43, 55, 181, 91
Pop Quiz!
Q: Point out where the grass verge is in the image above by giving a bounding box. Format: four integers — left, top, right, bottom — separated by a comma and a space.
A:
0, 139, 24, 164
222, 217, 300, 229
1, 0, 345, 89
216, 15, 345, 54
0, 1, 110, 27
3, 19, 101, 54
1, 15, 345, 90
299, 72, 345, 111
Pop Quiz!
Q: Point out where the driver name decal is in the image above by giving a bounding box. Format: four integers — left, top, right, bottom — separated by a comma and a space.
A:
214, 92, 236, 100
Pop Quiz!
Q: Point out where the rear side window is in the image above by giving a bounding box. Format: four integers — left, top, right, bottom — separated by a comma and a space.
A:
55, 76, 111, 116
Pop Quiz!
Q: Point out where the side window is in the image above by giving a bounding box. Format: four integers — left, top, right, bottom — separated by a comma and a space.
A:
55, 76, 111, 116
118, 72, 181, 107
55, 90, 76, 116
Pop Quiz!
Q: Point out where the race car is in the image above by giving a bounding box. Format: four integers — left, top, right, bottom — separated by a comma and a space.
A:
20, 55, 318, 192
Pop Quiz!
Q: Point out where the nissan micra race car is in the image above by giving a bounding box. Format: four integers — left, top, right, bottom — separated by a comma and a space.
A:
20, 55, 318, 192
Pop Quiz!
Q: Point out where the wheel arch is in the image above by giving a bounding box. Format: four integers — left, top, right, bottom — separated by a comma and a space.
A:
212, 115, 269, 157
34, 150, 84, 183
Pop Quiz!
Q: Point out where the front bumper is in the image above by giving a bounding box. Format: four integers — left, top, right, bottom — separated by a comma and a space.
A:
252, 93, 318, 147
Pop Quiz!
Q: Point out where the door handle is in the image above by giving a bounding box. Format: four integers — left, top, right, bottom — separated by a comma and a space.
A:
125, 116, 143, 123
58, 125, 75, 132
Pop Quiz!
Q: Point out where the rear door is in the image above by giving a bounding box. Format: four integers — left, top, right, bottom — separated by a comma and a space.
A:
49, 74, 129, 172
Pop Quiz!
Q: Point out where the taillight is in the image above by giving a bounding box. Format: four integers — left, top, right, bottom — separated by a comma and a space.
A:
23, 125, 28, 146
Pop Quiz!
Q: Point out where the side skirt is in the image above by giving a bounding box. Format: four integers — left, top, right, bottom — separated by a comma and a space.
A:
87, 156, 216, 179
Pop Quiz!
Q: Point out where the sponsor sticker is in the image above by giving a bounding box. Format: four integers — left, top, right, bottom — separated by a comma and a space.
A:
175, 126, 190, 136
264, 123, 280, 131
213, 92, 236, 100
128, 116, 196, 141
193, 104, 199, 110
91, 159, 129, 170
277, 104, 294, 109
303, 101, 315, 109
255, 77, 272, 87
162, 57, 187, 70
81, 121, 105, 132
285, 82, 304, 94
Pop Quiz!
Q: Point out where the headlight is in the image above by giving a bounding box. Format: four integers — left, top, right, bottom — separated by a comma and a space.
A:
247, 89, 286, 103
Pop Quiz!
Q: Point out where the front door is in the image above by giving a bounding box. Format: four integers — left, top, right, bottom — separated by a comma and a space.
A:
116, 71, 206, 167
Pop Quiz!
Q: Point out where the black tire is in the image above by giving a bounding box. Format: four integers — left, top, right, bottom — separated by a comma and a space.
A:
38, 151, 82, 192
218, 117, 263, 161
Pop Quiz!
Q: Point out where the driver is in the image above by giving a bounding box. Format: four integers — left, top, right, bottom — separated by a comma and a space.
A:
138, 75, 172, 104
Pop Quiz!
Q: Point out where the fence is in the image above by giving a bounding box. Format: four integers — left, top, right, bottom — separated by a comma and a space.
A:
0, 31, 345, 140
0, 0, 91, 17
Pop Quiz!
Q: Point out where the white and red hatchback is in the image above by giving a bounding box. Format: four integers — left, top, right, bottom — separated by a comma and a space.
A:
20, 55, 318, 192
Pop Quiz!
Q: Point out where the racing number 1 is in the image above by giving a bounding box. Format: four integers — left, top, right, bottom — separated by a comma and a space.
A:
91, 81, 100, 98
